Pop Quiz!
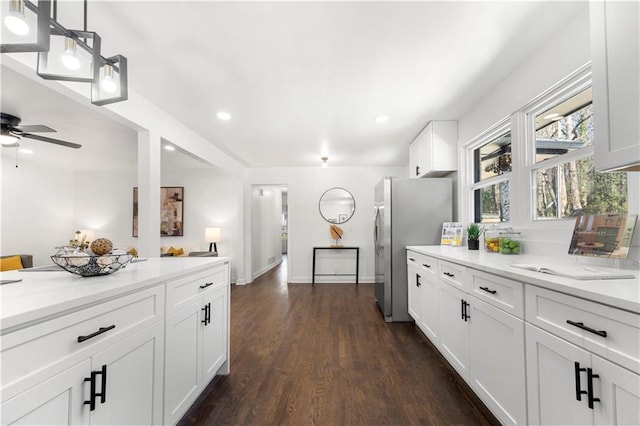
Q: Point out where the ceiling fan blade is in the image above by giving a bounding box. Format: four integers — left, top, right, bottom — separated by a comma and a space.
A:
21, 133, 82, 149
14, 125, 57, 133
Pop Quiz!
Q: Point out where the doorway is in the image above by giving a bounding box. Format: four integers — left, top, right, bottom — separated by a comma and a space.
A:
250, 184, 288, 281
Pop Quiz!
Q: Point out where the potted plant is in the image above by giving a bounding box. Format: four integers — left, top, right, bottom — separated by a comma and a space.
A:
467, 223, 483, 250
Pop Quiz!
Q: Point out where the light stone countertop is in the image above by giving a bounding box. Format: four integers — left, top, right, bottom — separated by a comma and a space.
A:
0, 257, 230, 332
406, 245, 640, 314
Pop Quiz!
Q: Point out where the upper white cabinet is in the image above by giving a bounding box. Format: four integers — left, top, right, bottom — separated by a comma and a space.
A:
409, 120, 458, 178
590, 0, 640, 172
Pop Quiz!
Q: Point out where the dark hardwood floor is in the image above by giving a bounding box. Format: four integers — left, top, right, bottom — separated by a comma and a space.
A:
179, 257, 499, 426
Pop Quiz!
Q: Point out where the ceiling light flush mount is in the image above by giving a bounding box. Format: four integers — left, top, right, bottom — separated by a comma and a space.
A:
321, 156, 328, 168
1, 0, 50, 53
216, 111, 232, 121
375, 115, 389, 123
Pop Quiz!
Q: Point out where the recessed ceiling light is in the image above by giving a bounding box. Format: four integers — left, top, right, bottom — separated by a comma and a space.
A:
216, 111, 231, 121
164, 145, 175, 151
18, 148, 33, 154
543, 113, 560, 120
375, 115, 389, 123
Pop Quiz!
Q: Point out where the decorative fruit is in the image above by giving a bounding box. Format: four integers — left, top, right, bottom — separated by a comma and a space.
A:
498, 236, 521, 254
65, 252, 90, 267
91, 238, 113, 255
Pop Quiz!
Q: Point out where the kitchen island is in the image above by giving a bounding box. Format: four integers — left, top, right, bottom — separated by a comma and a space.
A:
0, 257, 230, 425
406, 245, 639, 425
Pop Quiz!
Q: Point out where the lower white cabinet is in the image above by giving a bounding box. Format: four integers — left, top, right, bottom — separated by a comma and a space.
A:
1, 321, 165, 425
164, 284, 228, 425
407, 258, 423, 324
438, 282, 471, 380
526, 323, 640, 425
418, 262, 439, 343
1, 359, 91, 425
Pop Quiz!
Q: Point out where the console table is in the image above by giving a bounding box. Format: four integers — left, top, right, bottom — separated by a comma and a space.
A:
312, 246, 359, 285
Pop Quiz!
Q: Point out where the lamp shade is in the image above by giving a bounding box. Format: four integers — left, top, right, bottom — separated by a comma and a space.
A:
205, 227, 221, 242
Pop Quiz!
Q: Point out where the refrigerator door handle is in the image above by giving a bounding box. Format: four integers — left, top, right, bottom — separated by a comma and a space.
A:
373, 206, 380, 255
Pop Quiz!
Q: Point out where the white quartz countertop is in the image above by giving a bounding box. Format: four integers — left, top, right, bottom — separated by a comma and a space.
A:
406, 246, 640, 314
0, 257, 229, 332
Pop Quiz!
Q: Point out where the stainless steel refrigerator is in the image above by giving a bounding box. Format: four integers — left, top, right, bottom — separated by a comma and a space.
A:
374, 177, 452, 322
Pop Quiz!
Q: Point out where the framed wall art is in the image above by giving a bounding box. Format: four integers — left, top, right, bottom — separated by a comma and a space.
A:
133, 187, 184, 237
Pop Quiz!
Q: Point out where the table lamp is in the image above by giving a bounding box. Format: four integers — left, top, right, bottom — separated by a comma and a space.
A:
205, 227, 221, 252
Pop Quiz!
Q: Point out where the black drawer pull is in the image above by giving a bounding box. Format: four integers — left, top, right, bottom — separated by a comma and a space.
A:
199, 282, 214, 289
409, 257, 415, 262
574, 362, 587, 401
566, 320, 607, 338
587, 368, 600, 409
416, 273, 421, 287
479, 286, 497, 295
422, 263, 431, 268
78, 325, 116, 343
443, 272, 455, 278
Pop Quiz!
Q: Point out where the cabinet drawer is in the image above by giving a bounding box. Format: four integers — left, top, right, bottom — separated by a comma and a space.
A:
525, 285, 640, 373
0, 285, 164, 390
470, 270, 524, 318
407, 252, 437, 276
438, 260, 467, 290
166, 264, 228, 315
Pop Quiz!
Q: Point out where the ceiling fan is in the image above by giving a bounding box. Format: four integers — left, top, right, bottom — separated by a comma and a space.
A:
1, 113, 81, 149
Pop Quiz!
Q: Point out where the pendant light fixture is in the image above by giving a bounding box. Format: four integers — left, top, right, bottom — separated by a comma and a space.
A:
1, 0, 50, 53
2, 0, 128, 106
91, 55, 128, 105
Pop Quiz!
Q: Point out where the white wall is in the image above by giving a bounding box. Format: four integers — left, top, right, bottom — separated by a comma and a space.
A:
251, 185, 283, 279
1, 154, 75, 266
247, 166, 406, 283
160, 167, 244, 283
456, 5, 640, 265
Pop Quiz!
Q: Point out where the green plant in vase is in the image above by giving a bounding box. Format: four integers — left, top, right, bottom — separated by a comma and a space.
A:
467, 223, 483, 250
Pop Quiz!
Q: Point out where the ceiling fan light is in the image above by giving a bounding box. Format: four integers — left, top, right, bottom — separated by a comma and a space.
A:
0, 132, 19, 145
61, 37, 81, 70
5, 0, 29, 36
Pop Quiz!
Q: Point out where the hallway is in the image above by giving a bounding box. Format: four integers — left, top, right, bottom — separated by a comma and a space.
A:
178, 259, 497, 425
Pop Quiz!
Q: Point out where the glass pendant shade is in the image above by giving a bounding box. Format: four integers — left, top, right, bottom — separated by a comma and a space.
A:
91, 55, 128, 105
1, 0, 51, 53
37, 28, 101, 83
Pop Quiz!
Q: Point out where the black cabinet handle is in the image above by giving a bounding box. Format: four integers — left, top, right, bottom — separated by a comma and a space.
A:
207, 302, 211, 325
443, 272, 455, 278
574, 362, 587, 401
409, 257, 416, 262
479, 286, 497, 295
202, 305, 209, 325
416, 273, 421, 287
566, 320, 607, 338
461, 299, 464, 320
78, 325, 116, 343
422, 263, 431, 268
84, 365, 107, 411
416, 165, 420, 176
463, 300, 470, 321
587, 368, 600, 409
199, 282, 214, 289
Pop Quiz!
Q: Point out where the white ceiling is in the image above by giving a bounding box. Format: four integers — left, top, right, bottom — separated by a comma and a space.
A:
2, 1, 586, 169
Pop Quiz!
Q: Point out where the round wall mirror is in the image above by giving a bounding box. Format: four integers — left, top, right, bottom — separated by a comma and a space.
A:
319, 187, 355, 224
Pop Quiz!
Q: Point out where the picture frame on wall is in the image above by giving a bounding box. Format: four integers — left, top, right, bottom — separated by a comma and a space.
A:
133, 187, 184, 237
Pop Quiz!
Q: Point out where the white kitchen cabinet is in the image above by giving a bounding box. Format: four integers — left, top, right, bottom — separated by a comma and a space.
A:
469, 298, 526, 425
164, 266, 229, 425
91, 321, 165, 425
407, 255, 422, 324
438, 282, 471, 380
408, 120, 458, 178
526, 323, 640, 426
0, 359, 91, 425
418, 260, 439, 343
590, 0, 640, 172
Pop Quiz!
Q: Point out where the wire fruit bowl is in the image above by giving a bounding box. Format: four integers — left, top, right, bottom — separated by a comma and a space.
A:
51, 253, 133, 277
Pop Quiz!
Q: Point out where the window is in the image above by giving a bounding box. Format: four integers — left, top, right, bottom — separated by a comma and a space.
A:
531, 88, 627, 220
471, 129, 511, 223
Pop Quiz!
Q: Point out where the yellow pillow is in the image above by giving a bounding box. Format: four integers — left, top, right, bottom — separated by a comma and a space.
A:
1, 255, 24, 272
166, 246, 184, 256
